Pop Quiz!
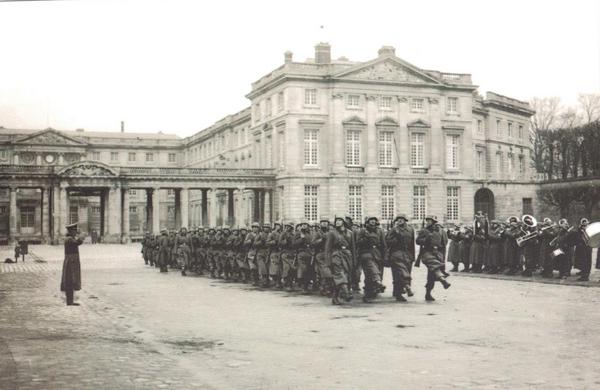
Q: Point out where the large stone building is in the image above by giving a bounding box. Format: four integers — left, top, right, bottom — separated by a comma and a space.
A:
0, 43, 536, 244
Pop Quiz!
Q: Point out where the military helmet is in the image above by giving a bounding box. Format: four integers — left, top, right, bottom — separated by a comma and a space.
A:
425, 215, 438, 223
251, 222, 260, 228
222, 225, 230, 231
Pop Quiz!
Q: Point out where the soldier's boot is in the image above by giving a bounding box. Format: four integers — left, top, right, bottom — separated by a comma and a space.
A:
405, 286, 414, 297
425, 288, 435, 301
181, 266, 187, 276
340, 284, 353, 302
440, 278, 451, 289
461, 263, 470, 272
450, 263, 459, 272
332, 286, 341, 305
262, 276, 271, 288
395, 294, 407, 302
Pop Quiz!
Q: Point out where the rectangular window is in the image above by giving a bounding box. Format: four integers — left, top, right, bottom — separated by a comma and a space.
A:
0, 206, 7, 215
167, 189, 175, 196
20, 206, 35, 228
0, 150, 6, 159
522, 198, 533, 215
128, 152, 136, 162
266, 98, 272, 117
168, 153, 176, 163
379, 96, 392, 109
413, 186, 427, 220
348, 185, 363, 222
496, 119, 502, 137
304, 89, 317, 105
69, 206, 78, 224
129, 206, 137, 214
129, 189, 137, 196
476, 150, 485, 179
447, 97, 458, 114
279, 132, 285, 169
277, 92, 284, 112
91, 151, 100, 161
508, 122, 513, 138
381, 185, 395, 222
347, 94, 360, 107
411, 98, 424, 112
145, 152, 154, 162
110, 152, 119, 161
378, 132, 393, 167
519, 155, 525, 177
447, 187, 460, 221
304, 185, 318, 223
477, 119, 483, 133
91, 206, 101, 214
446, 134, 460, 170
303, 129, 318, 166
518, 125, 524, 139
496, 152, 503, 177
410, 133, 425, 167
346, 130, 361, 166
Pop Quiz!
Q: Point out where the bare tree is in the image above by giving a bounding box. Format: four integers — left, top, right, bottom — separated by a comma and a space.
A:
530, 97, 561, 176
578, 93, 600, 124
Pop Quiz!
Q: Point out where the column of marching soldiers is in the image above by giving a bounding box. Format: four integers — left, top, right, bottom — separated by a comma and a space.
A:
140, 212, 599, 305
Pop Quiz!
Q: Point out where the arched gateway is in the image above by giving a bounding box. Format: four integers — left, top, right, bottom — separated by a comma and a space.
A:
474, 188, 495, 220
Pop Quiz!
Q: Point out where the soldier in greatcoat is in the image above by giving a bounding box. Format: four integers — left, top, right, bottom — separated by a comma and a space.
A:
267, 223, 283, 288
312, 217, 333, 296
279, 222, 297, 290
60, 223, 84, 306
385, 214, 415, 302
158, 229, 170, 273
356, 216, 387, 302
326, 216, 356, 305
416, 215, 451, 302
294, 222, 314, 294
255, 223, 271, 287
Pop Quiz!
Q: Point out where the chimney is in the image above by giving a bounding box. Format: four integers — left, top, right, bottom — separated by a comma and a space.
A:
378, 46, 396, 57
121, 121, 125, 133
314, 42, 331, 64
284, 51, 293, 64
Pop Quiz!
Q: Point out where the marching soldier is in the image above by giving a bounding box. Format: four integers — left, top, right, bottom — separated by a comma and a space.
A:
267, 223, 283, 288
61, 223, 84, 306
416, 215, 451, 302
279, 222, 297, 291
447, 225, 462, 272
141, 232, 151, 265
176, 227, 191, 276
356, 216, 387, 302
245, 222, 260, 285
255, 223, 271, 287
312, 217, 333, 296
221, 227, 233, 280
237, 227, 250, 282
294, 221, 314, 294
344, 215, 361, 294
158, 229, 170, 273
470, 211, 488, 273
503, 217, 522, 275
573, 218, 592, 281
205, 228, 217, 277
459, 226, 473, 272
326, 216, 356, 305
385, 214, 415, 302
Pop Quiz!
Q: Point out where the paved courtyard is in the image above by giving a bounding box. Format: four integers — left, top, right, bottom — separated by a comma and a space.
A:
1, 244, 599, 389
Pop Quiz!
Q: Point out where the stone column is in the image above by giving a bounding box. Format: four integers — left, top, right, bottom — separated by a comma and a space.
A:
180, 187, 189, 229
107, 185, 122, 240
8, 186, 17, 242
264, 189, 271, 223
365, 95, 377, 174
152, 187, 160, 234
100, 189, 107, 237
226, 189, 234, 226
59, 184, 68, 238
122, 187, 130, 243
331, 93, 345, 173
209, 188, 218, 227
41, 187, 50, 241
201, 189, 208, 227
146, 189, 153, 233
236, 188, 245, 227
253, 189, 261, 224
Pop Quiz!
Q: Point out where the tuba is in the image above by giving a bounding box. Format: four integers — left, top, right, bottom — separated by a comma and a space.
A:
516, 214, 538, 247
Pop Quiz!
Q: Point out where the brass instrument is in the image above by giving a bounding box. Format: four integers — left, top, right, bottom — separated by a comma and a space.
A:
516, 214, 538, 247
583, 222, 600, 248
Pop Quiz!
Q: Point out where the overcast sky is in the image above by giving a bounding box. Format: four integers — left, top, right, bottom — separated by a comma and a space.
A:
0, 0, 599, 137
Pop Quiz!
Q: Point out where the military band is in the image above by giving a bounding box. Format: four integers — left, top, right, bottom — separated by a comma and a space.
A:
140, 212, 599, 305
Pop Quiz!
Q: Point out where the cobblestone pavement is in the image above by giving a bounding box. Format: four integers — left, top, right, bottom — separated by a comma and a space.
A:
1, 244, 600, 389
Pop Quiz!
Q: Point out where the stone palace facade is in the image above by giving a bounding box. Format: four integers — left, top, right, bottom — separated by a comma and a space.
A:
0, 43, 536, 244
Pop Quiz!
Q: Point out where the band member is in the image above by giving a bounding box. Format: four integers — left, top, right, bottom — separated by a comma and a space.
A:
61, 223, 84, 306
521, 215, 539, 277
573, 218, 592, 281
470, 211, 488, 273
486, 220, 504, 274
503, 217, 523, 275
539, 218, 557, 278
551, 218, 576, 279
459, 226, 473, 272
386, 214, 415, 302
416, 215, 450, 302
356, 216, 387, 302
326, 216, 356, 305
447, 225, 462, 272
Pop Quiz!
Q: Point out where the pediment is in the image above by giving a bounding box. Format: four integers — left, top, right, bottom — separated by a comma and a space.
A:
335, 57, 442, 85
376, 116, 399, 127
58, 161, 117, 177
342, 116, 367, 126
14, 129, 86, 146
407, 119, 431, 128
